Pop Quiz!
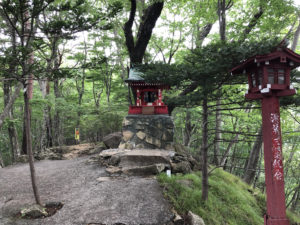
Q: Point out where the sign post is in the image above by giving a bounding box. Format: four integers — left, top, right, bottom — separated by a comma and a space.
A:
75, 128, 80, 143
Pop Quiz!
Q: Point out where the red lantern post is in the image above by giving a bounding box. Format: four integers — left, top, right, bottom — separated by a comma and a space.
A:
232, 45, 300, 225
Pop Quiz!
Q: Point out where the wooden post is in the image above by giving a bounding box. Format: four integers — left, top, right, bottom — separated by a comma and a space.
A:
261, 96, 289, 225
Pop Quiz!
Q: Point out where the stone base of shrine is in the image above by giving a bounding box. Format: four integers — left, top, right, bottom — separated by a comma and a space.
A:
119, 115, 174, 150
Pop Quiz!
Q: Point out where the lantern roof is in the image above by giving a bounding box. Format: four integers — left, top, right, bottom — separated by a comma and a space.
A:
231, 46, 300, 74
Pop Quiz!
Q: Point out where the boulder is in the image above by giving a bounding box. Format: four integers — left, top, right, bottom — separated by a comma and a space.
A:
187, 211, 205, 225
94, 149, 202, 176
122, 163, 166, 176
173, 210, 184, 225
20, 204, 48, 218
173, 143, 189, 155
106, 166, 122, 174
171, 161, 192, 174
93, 142, 107, 153
103, 132, 122, 149
16, 155, 29, 163
118, 150, 171, 168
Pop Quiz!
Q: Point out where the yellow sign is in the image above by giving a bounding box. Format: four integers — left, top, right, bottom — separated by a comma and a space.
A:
75, 128, 80, 140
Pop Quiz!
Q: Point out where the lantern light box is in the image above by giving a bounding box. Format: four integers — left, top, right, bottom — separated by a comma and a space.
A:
232, 45, 299, 100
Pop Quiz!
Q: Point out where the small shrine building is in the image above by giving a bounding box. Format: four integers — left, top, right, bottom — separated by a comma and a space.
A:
125, 68, 169, 115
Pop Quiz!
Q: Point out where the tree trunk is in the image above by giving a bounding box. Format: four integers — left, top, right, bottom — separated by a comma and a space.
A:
290, 186, 299, 212
53, 79, 63, 146
201, 95, 209, 201
3, 81, 20, 161
284, 140, 298, 178
253, 144, 263, 189
24, 89, 42, 205
92, 80, 103, 112
213, 96, 221, 165
218, 0, 227, 41
243, 126, 263, 184
291, 15, 300, 51
286, 183, 300, 211
183, 109, 192, 146
229, 144, 237, 173
75, 38, 87, 130
220, 133, 239, 167
38, 80, 52, 152
0, 151, 4, 167
2, 16, 20, 161
196, 23, 213, 48
0, 83, 23, 129
124, 0, 164, 65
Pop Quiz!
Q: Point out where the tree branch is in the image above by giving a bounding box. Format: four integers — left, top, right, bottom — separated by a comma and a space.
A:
238, 6, 264, 43
0, 83, 23, 129
123, 0, 136, 63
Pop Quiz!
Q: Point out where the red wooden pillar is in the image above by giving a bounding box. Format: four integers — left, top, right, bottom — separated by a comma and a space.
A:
261, 96, 289, 225
136, 89, 141, 106
158, 88, 162, 106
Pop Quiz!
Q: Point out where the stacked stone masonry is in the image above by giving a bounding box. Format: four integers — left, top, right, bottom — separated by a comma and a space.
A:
119, 115, 174, 150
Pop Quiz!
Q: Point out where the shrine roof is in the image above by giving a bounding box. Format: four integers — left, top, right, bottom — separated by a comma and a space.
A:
126, 68, 144, 82
231, 47, 300, 74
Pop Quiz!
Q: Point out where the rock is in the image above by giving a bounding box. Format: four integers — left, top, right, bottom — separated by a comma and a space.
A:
162, 130, 173, 142
118, 150, 171, 168
118, 143, 126, 149
16, 155, 28, 163
35, 143, 101, 161
96, 177, 112, 182
96, 149, 174, 176
171, 161, 192, 174
103, 132, 122, 149
136, 131, 146, 140
108, 155, 121, 166
173, 213, 184, 225
187, 211, 205, 225
145, 136, 161, 148
122, 130, 134, 142
122, 164, 166, 176
122, 118, 132, 126
119, 115, 174, 150
94, 142, 107, 152
106, 166, 122, 174
173, 143, 189, 155
124, 141, 135, 150
136, 143, 145, 148
20, 204, 48, 218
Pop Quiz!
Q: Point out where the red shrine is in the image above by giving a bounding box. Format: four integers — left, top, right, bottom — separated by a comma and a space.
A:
232, 43, 300, 225
125, 68, 169, 115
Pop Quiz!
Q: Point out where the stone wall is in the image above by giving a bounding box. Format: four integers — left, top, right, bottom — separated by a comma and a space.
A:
119, 115, 174, 150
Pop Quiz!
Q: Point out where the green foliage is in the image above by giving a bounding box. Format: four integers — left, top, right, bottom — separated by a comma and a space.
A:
287, 211, 300, 224
140, 38, 280, 107
158, 169, 300, 225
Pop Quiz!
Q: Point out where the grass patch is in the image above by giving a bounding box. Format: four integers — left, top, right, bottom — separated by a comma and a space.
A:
158, 168, 300, 225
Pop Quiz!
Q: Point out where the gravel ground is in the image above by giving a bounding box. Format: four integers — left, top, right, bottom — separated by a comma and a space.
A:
0, 156, 173, 225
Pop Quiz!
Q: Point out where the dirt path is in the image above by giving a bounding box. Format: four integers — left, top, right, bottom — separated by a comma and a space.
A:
0, 156, 173, 225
